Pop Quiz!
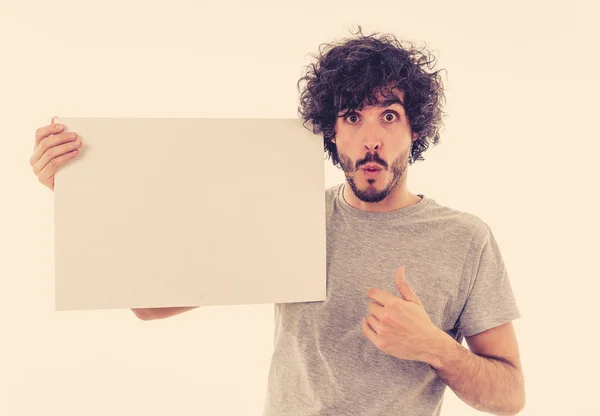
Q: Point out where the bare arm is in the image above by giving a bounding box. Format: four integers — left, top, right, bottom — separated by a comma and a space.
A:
426, 323, 525, 415
131, 306, 199, 320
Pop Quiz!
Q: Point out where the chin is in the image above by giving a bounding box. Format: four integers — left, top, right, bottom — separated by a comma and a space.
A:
356, 190, 390, 203
350, 180, 392, 203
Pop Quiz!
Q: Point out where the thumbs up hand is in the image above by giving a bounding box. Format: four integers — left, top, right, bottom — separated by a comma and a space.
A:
362, 266, 445, 362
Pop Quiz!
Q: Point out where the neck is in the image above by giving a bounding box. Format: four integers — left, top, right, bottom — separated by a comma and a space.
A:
343, 180, 421, 213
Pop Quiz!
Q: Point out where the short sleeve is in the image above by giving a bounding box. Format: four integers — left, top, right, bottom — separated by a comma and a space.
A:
457, 224, 521, 337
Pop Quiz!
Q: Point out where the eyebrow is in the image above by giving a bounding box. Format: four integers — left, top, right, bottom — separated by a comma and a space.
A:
340, 97, 405, 114
373, 97, 405, 108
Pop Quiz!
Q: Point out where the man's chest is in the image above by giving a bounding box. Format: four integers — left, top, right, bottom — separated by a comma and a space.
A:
322, 229, 468, 333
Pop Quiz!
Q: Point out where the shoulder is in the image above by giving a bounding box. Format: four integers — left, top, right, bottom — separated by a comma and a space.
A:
461, 212, 494, 242
325, 183, 342, 201
324, 183, 343, 213
425, 198, 495, 250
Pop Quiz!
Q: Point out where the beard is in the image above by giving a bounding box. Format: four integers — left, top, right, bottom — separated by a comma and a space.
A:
338, 149, 409, 203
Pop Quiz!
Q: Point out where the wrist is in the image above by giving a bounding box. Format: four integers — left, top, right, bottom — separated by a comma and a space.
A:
422, 328, 462, 370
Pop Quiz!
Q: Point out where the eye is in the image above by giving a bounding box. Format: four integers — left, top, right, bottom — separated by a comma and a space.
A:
383, 112, 398, 122
345, 113, 360, 124
344, 111, 399, 124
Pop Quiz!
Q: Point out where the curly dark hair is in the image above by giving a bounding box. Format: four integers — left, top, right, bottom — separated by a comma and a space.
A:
297, 25, 448, 167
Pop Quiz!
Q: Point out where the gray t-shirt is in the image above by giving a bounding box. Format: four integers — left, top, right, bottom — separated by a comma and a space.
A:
263, 183, 521, 416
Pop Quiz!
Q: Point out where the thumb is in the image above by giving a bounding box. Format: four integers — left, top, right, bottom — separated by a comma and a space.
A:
395, 266, 421, 305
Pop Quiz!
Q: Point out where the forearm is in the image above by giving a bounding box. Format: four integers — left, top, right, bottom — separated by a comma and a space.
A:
131, 306, 198, 320
425, 332, 525, 415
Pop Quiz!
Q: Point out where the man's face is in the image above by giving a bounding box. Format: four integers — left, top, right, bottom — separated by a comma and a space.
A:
333, 89, 415, 203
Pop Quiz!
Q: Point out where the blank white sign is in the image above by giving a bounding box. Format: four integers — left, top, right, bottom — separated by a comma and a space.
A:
53, 117, 326, 311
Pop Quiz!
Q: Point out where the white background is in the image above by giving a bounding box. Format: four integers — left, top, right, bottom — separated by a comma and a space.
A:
1, 0, 598, 415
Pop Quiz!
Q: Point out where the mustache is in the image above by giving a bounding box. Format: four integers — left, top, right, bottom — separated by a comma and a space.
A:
356, 153, 388, 170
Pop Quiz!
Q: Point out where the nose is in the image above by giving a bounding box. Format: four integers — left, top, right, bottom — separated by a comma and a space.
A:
363, 127, 382, 152
364, 141, 380, 152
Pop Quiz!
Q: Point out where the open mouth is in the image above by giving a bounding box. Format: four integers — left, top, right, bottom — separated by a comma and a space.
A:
362, 168, 382, 176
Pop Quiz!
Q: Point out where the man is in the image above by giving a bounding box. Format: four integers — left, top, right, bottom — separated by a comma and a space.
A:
31, 26, 525, 416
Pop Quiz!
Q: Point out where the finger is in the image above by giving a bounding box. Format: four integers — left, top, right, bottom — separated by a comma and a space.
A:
31, 130, 79, 166
366, 314, 380, 334
362, 317, 377, 342
31, 132, 80, 170
33, 137, 81, 176
367, 287, 397, 307
36, 148, 80, 188
34, 119, 65, 150
395, 267, 422, 306
367, 301, 385, 319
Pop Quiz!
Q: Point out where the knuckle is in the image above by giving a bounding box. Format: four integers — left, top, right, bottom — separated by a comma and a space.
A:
47, 147, 59, 159
39, 140, 50, 153
48, 158, 59, 170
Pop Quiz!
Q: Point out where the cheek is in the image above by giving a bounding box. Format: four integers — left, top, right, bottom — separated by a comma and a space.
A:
337, 152, 358, 172
335, 140, 358, 158
338, 151, 353, 165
